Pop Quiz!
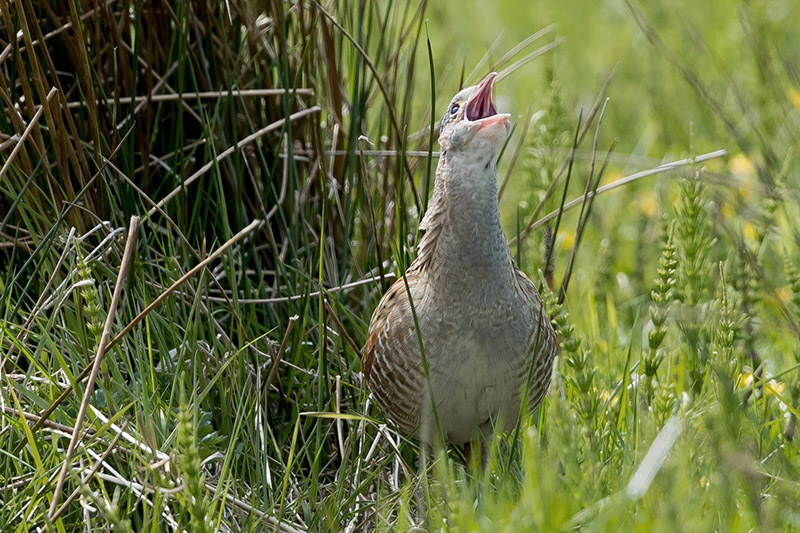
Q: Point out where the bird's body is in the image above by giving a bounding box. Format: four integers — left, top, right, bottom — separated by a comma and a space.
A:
363, 74, 559, 445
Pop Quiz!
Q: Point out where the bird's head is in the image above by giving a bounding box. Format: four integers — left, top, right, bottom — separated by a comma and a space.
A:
438, 72, 511, 154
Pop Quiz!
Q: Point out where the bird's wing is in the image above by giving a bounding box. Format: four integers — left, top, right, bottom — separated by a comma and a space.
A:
514, 267, 561, 409
362, 273, 427, 433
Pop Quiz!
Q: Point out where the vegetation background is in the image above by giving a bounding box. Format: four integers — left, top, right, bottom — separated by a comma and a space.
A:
1, 0, 799, 530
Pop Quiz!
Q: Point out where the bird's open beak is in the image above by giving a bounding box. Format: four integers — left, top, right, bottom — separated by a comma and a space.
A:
466, 72, 511, 130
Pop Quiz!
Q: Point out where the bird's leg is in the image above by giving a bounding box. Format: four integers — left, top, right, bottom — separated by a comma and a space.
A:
463, 441, 473, 469
462, 440, 488, 473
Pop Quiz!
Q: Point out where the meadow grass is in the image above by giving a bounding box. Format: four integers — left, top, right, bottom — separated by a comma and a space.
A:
1, 0, 799, 531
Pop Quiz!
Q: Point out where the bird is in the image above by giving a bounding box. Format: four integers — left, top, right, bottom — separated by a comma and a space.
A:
362, 72, 560, 446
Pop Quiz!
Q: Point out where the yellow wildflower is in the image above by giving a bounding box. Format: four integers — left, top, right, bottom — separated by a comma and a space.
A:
721, 202, 735, 218
765, 380, 786, 396
736, 372, 754, 389
778, 286, 792, 304
729, 153, 755, 179
601, 170, 622, 186
640, 191, 658, 217
600, 389, 619, 408
788, 87, 800, 112
742, 222, 757, 242
560, 230, 576, 251
738, 185, 752, 200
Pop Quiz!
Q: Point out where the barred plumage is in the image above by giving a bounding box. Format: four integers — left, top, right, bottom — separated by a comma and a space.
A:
362, 73, 560, 445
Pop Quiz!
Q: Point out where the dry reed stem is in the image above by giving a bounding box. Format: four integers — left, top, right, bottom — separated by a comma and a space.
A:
0, 404, 88, 437
103, 156, 238, 342
147, 106, 321, 217
199, 272, 397, 304
30, 218, 263, 435
508, 149, 728, 245
264, 315, 299, 394
205, 482, 305, 533
46, 421, 130, 527
3, 0, 115, 59
48, 215, 140, 518
323, 298, 363, 357
63, 88, 314, 108
0, 86, 57, 184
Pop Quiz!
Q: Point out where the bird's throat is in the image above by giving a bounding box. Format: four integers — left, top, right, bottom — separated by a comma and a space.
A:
420, 155, 514, 295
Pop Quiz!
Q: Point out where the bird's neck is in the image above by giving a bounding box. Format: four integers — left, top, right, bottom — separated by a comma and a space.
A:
416, 151, 514, 291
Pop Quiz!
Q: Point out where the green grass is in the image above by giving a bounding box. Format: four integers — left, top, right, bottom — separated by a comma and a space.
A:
1, 0, 799, 530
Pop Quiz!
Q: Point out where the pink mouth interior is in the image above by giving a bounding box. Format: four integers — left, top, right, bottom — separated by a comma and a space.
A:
466, 79, 498, 121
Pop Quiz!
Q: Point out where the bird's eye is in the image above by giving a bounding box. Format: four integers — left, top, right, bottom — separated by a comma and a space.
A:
450, 103, 459, 115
